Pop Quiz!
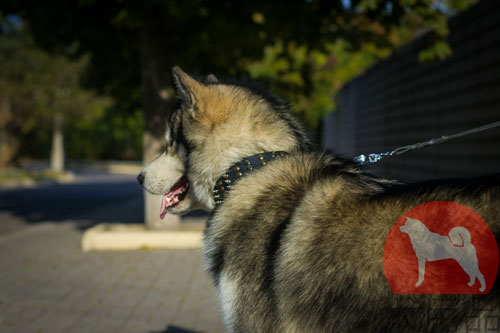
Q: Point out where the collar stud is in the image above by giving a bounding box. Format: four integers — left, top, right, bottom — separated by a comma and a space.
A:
213, 151, 287, 208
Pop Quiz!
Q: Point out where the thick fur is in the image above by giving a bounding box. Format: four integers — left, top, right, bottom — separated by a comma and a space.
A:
168, 67, 500, 332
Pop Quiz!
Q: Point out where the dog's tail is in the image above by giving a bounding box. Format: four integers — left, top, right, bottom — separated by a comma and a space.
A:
448, 226, 472, 247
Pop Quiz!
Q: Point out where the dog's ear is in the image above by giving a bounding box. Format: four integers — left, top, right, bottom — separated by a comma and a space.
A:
172, 66, 204, 112
206, 74, 218, 84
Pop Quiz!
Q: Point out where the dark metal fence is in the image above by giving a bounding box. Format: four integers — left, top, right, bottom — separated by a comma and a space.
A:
323, 0, 500, 181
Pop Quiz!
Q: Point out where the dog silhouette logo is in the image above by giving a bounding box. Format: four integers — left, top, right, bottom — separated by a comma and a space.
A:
399, 217, 485, 292
383, 201, 498, 294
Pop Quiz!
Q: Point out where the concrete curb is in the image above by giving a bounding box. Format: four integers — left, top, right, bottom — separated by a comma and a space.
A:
81, 223, 203, 251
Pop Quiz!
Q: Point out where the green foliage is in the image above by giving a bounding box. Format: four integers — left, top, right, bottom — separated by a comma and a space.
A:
0, 22, 141, 165
0, 0, 479, 149
246, 40, 391, 128
418, 40, 452, 62
66, 107, 144, 160
244, 0, 477, 129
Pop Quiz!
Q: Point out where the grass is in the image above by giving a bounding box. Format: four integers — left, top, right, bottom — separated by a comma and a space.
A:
0, 168, 72, 184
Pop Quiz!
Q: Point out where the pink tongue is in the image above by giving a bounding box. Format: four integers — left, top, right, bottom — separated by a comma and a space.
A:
160, 194, 180, 219
159, 182, 187, 219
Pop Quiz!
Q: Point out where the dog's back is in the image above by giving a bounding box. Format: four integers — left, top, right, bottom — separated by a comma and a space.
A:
206, 151, 500, 332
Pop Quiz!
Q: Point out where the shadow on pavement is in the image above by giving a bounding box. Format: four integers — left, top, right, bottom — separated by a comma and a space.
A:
0, 172, 144, 227
150, 325, 203, 333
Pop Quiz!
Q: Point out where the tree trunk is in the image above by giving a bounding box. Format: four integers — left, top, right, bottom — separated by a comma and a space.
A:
140, 20, 180, 229
50, 113, 65, 172
0, 98, 18, 167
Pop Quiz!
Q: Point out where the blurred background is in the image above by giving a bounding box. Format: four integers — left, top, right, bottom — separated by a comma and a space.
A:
0, 0, 499, 332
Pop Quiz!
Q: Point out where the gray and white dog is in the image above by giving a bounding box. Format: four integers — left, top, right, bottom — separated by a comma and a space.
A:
139, 67, 500, 332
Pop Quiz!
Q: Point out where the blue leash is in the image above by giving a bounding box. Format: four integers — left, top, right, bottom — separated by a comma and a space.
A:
354, 120, 500, 165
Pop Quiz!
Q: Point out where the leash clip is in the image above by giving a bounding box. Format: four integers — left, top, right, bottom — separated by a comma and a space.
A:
354, 152, 393, 164
354, 120, 500, 166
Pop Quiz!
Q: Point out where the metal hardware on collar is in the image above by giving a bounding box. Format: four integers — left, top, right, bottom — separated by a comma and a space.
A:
354, 120, 500, 165
213, 151, 287, 207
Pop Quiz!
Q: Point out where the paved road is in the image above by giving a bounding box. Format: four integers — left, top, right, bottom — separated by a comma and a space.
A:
0, 172, 224, 332
0, 172, 145, 228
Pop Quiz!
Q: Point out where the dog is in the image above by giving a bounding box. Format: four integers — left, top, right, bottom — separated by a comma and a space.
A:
139, 67, 500, 332
400, 217, 486, 292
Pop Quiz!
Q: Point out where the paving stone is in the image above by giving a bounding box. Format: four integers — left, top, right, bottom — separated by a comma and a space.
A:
12, 323, 42, 333
0, 222, 225, 332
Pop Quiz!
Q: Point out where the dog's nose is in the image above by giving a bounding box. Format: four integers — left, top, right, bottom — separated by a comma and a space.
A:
137, 173, 145, 185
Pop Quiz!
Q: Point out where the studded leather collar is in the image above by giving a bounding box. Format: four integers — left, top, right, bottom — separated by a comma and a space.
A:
213, 151, 287, 207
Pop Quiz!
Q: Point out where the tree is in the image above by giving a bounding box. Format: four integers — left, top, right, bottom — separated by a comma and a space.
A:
245, 0, 478, 129
0, 18, 110, 169
1, 0, 477, 227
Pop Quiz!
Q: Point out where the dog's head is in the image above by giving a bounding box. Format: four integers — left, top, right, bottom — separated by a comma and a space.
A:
399, 217, 425, 234
137, 111, 207, 217
171, 66, 312, 210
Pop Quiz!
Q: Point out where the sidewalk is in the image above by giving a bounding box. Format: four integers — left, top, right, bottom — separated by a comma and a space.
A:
0, 220, 224, 332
